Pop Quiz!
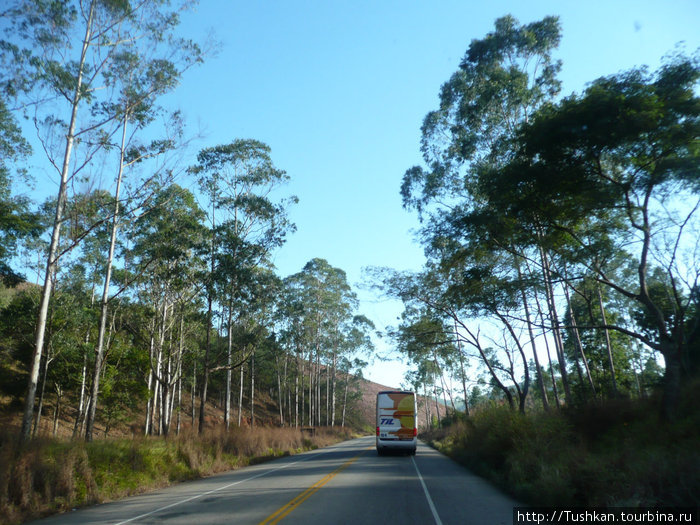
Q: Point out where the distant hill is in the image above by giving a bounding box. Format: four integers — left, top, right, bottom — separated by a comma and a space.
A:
353, 375, 448, 430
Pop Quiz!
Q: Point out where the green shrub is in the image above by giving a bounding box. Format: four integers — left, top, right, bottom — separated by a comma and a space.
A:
421, 398, 699, 507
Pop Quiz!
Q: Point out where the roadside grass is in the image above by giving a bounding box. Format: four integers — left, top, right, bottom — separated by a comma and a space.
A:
421, 386, 700, 507
0, 426, 355, 524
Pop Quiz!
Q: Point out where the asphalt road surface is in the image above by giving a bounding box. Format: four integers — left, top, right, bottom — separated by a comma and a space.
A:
30, 436, 519, 525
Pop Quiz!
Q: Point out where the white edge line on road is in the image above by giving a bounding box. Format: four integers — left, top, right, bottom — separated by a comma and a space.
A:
112, 442, 348, 525
412, 454, 443, 525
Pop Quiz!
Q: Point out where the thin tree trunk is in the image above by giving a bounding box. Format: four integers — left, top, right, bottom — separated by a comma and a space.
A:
145, 318, 155, 435
424, 384, 431, 428
198, 294, 212, 434
250, 352, 255, 427
294, 351, 299, 428
276, 353, 284, 425
542, 327, 561, 409
341, 375, 348, 427
597, 285, 619, 396
191, 361, 196, 428
454, 323, 470, 416
85, 107, 128, 442
517, 262, 549, 411
52, 386, 62, 437
434, 387, 441, 427
225, 305, 233, 430
176, 366, 182, 435
495, 312, 530, 413
74, 283, 94, 438
72, 347, 88, 438
33, 353, 49, 438
539, 246, 572, 405
153, 303, 166, 435
21, 0, 97, 443
331, 352, 337, 427
198, 202, 216, 435
532, 284, 561, 408
564, 283, 596, 397
237, 357, 244, 426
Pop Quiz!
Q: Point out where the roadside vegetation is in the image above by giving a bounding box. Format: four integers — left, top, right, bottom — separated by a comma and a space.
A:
0, 425, 354, 524
421, 382, 700, 507
373, 14, 700, 511
2, 3, 699, 521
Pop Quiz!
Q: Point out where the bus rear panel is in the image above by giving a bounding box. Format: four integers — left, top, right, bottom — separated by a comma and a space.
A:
376, 390, 417, 455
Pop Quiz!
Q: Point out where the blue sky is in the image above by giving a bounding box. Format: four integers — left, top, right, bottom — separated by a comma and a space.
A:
21, 0, 700, 389
165, 1, 700, 388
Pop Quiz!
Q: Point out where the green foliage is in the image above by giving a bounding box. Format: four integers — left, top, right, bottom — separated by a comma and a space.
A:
0, 97, 40, 285
397, 12, 700, 419
423, 394, 700, 506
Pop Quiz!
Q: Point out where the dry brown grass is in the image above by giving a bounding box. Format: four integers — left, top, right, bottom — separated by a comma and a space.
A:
0, 425, 356, 524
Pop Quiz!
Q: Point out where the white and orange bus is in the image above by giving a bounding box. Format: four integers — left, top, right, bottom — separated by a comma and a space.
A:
376, 390, 417, 455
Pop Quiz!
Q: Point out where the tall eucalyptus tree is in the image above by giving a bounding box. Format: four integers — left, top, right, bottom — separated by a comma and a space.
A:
189, 139, 296, 433
3, 0, 203, 442
399, 15, 568, 406
127, 183, 206, 436
480, 55, 700, 418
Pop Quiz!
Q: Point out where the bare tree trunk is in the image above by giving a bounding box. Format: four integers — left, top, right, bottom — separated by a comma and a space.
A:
153, 305, 166, 435
237, 357, 244, 426
308, 353, 313, 426
225, 305, 233, 430
176, 366, 182, 436
294, 351, 299, 428
597, 285, 619, 396
276, 353, 284, 425
250, 352, 255, 427
33, 353, 49, 438
300, 355, 305, 427
21, 0, 97, 443
72, 348, 88, 438
325, 359, 330, 426
52, 386, 62, 438
316, 353, 321, 427
543, 330, 561, 409
191, 361, 196, 428
144, 321, 155, 435
73, 283, 94, 438
331, 353, 337, 427
517, 261, 549, 411
564, 283, 596, 398
533, 277, 561, 409
85, 107, 128, 442
341, 376, 348, 427
198, 294, 212, 434
161, 324, 173, 437
424, 384, 431, 429
198, 204, 216, 435
434, 387, 441, 427
454, 322, 470, 416
539, 246, 572, 405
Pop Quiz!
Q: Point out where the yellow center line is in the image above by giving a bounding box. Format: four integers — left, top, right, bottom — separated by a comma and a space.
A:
258, 447, 371, 525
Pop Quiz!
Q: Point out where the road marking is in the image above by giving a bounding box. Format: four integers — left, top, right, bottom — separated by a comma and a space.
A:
258, 448, 369, 525
112, 445, 341, 525
412, 454, 443, 525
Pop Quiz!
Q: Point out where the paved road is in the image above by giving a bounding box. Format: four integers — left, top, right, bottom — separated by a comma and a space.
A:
31, 436, 519, 525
